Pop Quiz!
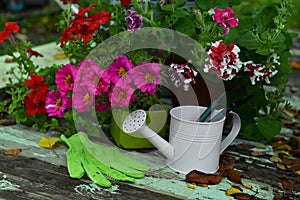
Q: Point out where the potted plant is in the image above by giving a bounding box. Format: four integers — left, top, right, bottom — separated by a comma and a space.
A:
0, 0, 296, 144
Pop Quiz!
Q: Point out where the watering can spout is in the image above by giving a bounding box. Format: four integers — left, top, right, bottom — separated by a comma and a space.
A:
122, 110, 174, 159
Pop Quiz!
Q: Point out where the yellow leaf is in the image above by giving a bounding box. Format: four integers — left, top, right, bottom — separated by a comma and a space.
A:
187, 184, 196, 189
295, 170, 300, 175
53, 53, 70, 60
242, 182, 252, 190
38, 137, 60, 149
225, 187, 242, 195
254, 143, 266, 149
251, 151, 266, 156
2, 148, 22, 155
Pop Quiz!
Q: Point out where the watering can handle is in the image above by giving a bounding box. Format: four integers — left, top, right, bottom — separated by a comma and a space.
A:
219, 112, 241, 154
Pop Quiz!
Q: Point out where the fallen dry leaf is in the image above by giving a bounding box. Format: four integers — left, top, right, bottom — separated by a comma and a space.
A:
225, 187, 242, 195
53, 53, 70, 60
185, 170, 222, 185
274, 144, 292, 151
290, 60, 300, 69
278, 179, 295, 191
226, 170, 243, 184
296, 170, 300, 175
2, 148, 22, 155
270, 155, 282, 163
254, 143, 266, 149
232, 193, 252, 200
242, 182, 252, 190
38, 137, 60, 149
273, 138, 288, 150
276, 163, 287, 170
288, 136, 299, 148
251, 151, 266, 156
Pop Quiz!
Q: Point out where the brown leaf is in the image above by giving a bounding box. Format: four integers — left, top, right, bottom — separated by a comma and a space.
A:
2, 148, 22, 155
232, 193, 252, 200
185, 170, 222, 185
254, 143, 266, 149
293, 129, 300, 136
226, 170, 243, 184
284, 158, 300, 172
219, 163, 234, 176
290, 149, 300, 158
288, 136, 299, 148
278, 179, 295, 191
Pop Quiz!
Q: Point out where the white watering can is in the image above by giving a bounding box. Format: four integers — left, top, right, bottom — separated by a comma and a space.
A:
122, 106, 241, 174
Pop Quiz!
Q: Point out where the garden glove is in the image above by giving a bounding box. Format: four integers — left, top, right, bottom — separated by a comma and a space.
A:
60, 132, 149, 187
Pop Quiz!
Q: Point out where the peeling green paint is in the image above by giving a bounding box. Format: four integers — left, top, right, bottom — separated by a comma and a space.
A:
0, 132, 39, 147
74, 183, 119, 195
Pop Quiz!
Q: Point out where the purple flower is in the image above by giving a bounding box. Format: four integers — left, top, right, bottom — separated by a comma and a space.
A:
45, 90, 69, 118
133, 62, 162, 95
55, 64, 78, 92
126, 10, 143, 32
212, 7, 238, 35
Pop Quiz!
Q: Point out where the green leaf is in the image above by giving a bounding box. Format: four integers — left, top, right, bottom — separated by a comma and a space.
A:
257, 116, 282, 140
255, 46, 270, 56
237, 32, 261, 50
161, 4, 173, 11
255, 6, 277, 32
242, 123, 264, 141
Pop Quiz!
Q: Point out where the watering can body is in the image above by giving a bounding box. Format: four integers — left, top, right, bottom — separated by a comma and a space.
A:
122, 106, 241, 174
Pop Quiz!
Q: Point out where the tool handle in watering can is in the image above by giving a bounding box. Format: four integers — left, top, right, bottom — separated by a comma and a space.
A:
219, 112, 241, 154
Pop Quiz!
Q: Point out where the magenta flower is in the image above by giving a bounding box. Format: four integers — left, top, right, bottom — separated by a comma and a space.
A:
133, 62, 162, 95
72, 84, 95, 112
212, 7, 238, 35
204, 40, 242, 81
109, 85, 135, 108
108, 55, 134, 84
55, 64, 78, 92
126, 10, 143, 32
95, 95, 110, 113
80, 59, 110, 95
45, 90, 69, 118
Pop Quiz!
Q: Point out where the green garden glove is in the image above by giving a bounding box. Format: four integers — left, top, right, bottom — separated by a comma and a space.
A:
61, 132, 149, 187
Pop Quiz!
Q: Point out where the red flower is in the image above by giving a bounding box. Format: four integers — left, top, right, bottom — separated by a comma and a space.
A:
0, 22, 20, 44
24, 96, 47, 116
60, 4, 111, 46
60, 0, 78, 4
23, 73, 49, 115
27, 48, 44, 58
121, 0, 131, 7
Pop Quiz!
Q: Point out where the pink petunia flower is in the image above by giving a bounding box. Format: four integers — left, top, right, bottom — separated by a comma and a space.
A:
108, 55, 134, 84
109, 85, 135, 108
133, 62, 162, 95
204, 40, 242, 81
55, 64, 78, 92
212, 7, 238, 35
45, 90, 69, 118
72, 83, 95, 112
80, 59, 110, 95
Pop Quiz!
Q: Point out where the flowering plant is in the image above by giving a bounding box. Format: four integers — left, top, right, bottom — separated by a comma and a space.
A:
0, 0, 296, 141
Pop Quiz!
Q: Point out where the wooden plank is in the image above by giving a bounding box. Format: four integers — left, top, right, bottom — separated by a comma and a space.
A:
0, 153, 182, 200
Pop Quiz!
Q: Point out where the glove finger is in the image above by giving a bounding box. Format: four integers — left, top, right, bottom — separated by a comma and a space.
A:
82, 158, 112, 187
60, 134, 71, 147
65, 150, 85, 179
110, 162, 145, 179
119, 155, 149, 171
96, 163, 136, 183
